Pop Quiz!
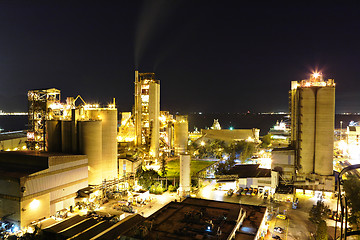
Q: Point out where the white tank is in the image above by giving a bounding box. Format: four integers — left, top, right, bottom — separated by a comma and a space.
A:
78, 120, 102, 185
314, 87, 335, 175
299, 88, 316, 174
179, 154, 191, 196
174, 115, 188, 155
98, 109, 118, 180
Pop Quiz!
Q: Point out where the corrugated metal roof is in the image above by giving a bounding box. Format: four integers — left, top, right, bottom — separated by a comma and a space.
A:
0, 131, 27, 141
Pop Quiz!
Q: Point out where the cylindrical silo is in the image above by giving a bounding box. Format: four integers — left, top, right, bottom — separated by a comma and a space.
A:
179, 154, 191, 197
149, 81, 160, 158
174, 115, 188, 155
78, 120, 102, 185
99, 109, 118, 180
299, 88, 316, 174
314, 87, 335, 175
46, 120, 61, 152
61, 121, 73, 153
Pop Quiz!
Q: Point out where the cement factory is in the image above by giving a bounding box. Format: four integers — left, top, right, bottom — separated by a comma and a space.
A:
0, 70, 355, 239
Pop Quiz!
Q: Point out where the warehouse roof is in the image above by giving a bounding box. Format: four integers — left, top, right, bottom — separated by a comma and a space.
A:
0, 131, 27, 141
227, 164, 271, 178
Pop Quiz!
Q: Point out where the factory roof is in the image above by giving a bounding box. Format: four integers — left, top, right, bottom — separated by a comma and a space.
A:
43, 214, 145, 240
0, 130, 27, 141
0, 151, 87, 179
120, 197, 266, 240
227, 164, 271, 178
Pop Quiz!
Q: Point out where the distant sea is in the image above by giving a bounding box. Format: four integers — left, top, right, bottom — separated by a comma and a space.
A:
1, 113, 360, 136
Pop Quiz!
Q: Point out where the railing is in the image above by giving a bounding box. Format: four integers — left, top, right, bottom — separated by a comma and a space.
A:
335, 164, 360, 239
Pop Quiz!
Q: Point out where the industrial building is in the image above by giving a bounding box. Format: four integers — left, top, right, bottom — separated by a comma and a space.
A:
27, 88, 118, 185
214, 164, 278, 197
118, 71, 189, 160
134, 71, 160, 158
0, 151, 88, 228
271, 73, 336, 192
0, 131, 27, 151
197, 128, 260, 144
116, 198, 268, 240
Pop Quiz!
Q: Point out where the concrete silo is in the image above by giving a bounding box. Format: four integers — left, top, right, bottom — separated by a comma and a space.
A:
290, 74, 335, 177
174, 115, 188, 155
314, 86, 335, 176
61, 121, 74, 153
46, 120, 61, 152
78, 120, 102, 185
298, 88, 316, 174
179, 154, 191, 197
149, 81, 160, 158
98, 109, 118, 180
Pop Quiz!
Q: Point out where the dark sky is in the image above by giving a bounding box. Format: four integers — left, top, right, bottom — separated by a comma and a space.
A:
0, 1, 359, 113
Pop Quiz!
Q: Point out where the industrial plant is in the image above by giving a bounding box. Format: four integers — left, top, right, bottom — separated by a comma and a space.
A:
0, 70, 353, 240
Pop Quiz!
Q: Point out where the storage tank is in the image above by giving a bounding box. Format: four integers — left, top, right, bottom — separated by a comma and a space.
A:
179, 154, 191, 197
46, 120, 61, 152
314, 87, 335, 175
299, 88, 316, 174
98, 109, 118, 180
149, 81, 160, 158
78, 120, 102, 185
61, 121, 73, 153
174, 115, 188, 155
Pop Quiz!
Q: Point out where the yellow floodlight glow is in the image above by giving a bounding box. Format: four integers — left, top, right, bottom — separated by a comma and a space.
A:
200, 141, 205, 146
29, 199, 40, 210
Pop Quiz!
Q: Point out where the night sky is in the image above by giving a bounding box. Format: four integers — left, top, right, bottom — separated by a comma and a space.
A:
0, 1, 359, 113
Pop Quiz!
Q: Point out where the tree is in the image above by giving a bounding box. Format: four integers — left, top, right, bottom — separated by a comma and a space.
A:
261, 134, 272, 148
343, 174, 360, 229
309, 200, 330, 224
315, 220, 328, 240
160, 154, 167, 177
136, 167, 160, 190
238, 141, 256, 162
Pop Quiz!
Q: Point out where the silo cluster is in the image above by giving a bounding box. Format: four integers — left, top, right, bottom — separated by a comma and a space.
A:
290, 76, 335, 176
46, 108, 118, 185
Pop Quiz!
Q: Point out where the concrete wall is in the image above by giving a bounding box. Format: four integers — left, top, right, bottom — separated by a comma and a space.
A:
20, 194, 50, 228
22, 155, 88, 216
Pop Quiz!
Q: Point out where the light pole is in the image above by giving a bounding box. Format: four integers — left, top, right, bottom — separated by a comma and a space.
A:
340, 121, 343, 140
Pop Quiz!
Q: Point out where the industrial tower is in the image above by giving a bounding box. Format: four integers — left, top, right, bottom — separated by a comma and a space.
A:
27, 88, 61, 151
134, 71, 160, 158
28, 88, 118, 185
290, 73, 335, 177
